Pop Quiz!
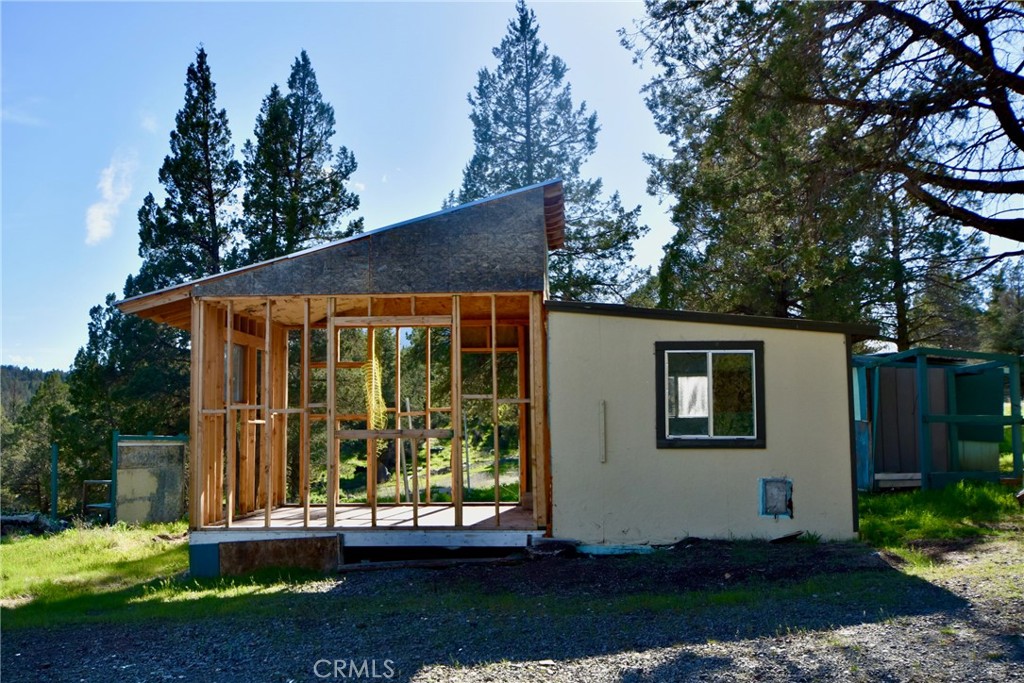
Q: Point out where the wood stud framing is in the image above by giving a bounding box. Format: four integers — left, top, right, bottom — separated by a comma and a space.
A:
185, 292, 548, 534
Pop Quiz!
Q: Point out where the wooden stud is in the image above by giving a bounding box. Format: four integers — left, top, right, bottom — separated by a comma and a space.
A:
244, 345, 257, 514
226, 302, 235, 528
491, 294, 501, 526
451, 295, 463, 527
272, 324, 288, 506
410, 411, 419, 528
302, 298, 312, 528
263, 299, 272, 527
326, 298, 337, 527
425, 328, 432, 504
528, 292, 549, 530
518, 325, 529, 500
368, 326, 378, 527
395, 326, 403, 504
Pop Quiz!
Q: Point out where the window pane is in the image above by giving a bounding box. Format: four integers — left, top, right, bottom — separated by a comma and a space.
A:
712, 353, 754, 437
667, 352, 708, 437
669, 416, 710, 436
668, 351, 707, 376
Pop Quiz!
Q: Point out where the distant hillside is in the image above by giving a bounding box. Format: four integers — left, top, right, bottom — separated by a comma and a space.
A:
1, 366, 64, 417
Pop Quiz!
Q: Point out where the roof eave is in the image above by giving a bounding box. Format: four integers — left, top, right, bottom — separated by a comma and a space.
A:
544, 301, 879, 341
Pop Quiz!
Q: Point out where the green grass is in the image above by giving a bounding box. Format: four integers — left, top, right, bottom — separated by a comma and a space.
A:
858, 480, 1022, 547
5, 478, 1021, 631
1, 521, 193, 628
0, 521, 324, 629
1, 521, 189, 603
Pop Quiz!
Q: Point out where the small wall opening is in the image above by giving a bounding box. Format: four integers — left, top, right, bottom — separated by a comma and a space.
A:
760, 477, 793, 518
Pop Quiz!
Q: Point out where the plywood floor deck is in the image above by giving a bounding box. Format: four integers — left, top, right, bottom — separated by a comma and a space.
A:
214, 503, 536, 530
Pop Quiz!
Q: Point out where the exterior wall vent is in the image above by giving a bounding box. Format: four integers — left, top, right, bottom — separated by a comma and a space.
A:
760, 478, 793, 518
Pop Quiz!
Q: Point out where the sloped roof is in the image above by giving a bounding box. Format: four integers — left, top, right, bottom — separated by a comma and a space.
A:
118, 180, 564, 328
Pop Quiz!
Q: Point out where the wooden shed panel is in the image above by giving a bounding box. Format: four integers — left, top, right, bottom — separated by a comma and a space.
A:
928, 368, 949, 472
876, 367, 902, 473
875, 366, 950, 475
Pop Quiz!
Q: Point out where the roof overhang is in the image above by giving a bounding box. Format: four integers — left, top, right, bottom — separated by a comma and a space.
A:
117, 180, 566, 330
545, 301, 879, 342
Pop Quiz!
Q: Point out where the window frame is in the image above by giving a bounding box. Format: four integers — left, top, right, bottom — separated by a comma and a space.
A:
655, 341, 766, 449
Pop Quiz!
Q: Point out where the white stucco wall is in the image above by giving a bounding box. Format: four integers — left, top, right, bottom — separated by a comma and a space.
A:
547, 310, 856, 544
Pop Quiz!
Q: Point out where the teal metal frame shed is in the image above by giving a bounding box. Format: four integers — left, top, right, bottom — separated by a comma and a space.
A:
852, 348, 1023, 491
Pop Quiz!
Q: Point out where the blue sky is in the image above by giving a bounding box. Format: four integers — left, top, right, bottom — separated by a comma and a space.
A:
2, 0, 675, 371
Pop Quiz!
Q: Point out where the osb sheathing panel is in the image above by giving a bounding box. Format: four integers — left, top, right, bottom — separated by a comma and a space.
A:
193, 187, 547, 299
218, 537, 340, 575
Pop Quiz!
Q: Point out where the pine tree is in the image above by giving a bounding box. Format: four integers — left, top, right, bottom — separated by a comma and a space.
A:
454, 0, 646, 302
630, 1, 1024, 240
633, 2, 991, 336
981, 260, 1024, 356
242, 50, 361, 264
137, 47, 241, 288
63, 48, 220, 491
0, 372, 71, 514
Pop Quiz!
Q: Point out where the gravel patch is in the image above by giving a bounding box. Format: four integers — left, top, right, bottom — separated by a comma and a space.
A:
3, 539, 1022, 682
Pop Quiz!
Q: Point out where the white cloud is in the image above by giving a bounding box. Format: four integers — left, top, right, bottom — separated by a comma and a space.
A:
4, 353, 36, 366
85, 152, 137, 246
1, 105, 44, 127
352, 181, 367, 192
140, 113, 159, 133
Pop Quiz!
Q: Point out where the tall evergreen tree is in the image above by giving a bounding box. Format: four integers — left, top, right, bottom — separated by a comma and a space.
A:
863, 193, 987, 350
981, 260, 1024, 356
453, 0, 646, 302
0, 372, 71, 514
651, 61, 881, 320
632, 1, 992, 339
242, 50, 361, 264
63, 48, 221, 497
631, 1, 1024, 240
137, 47, 241, 288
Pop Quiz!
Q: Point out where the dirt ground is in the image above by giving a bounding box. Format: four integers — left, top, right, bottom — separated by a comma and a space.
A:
2, 537, 1022, 682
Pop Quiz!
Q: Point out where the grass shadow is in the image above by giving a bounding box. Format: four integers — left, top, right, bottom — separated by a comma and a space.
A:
1, 541, 973, 682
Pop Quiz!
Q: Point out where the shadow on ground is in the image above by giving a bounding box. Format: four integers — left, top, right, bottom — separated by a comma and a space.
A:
1, 540, 982, 682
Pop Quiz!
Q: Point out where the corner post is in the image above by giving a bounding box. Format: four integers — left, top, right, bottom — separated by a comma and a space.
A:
190, 298, 204, 529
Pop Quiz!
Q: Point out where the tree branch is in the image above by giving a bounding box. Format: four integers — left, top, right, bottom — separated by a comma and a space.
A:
872, 1, 1024, 95
903, 178, 1024, 240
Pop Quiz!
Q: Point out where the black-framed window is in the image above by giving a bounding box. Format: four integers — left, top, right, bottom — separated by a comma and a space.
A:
655, 341, 765, 448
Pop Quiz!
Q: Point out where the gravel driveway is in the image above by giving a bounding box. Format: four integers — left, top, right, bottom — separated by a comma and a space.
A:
3, 538, 1021, 682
